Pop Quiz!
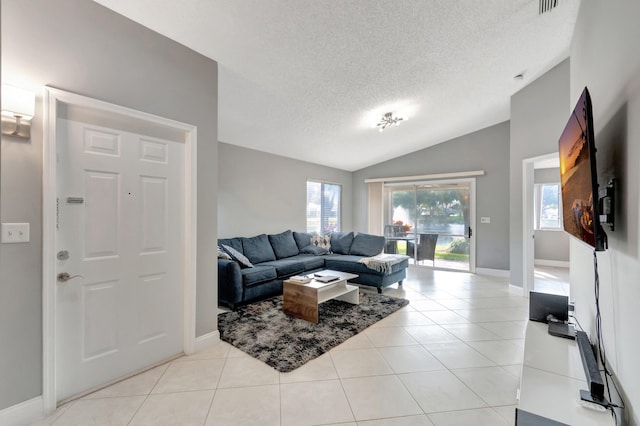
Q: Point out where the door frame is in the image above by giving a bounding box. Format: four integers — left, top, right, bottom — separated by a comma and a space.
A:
42, 87, 198, 413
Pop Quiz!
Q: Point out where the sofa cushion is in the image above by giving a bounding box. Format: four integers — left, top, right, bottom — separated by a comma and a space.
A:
287, 254, 327, 271
260, 259, 305, 277
268, 230, 299, 259
330, 232, 354, 255
349, 233, 385, 257
300, 245, 328, 255
218, 237, 243, 253
293, 231, 313, 250
241, 265, 277, 287
221, 244, 254, 268
324, 254, 408, 275
241, 234, 277, 264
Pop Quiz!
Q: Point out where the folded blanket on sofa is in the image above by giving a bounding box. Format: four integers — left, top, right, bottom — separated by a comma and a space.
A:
359, 254, 410, 274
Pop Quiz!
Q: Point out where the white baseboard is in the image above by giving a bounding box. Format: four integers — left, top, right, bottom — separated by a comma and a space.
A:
509, 283, 525, 296
534, 259, 570, 268
194, 330, 220, 352
0, 396, 43, 426
476, 267, 510, 278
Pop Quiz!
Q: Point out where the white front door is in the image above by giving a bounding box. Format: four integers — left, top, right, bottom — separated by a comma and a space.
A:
55, 117, 184, 401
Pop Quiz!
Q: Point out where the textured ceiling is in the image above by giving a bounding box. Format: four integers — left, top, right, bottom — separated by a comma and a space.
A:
93, 0, 580, 171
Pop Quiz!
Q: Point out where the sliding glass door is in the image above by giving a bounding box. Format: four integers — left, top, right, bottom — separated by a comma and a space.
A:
383, 179, 475, 271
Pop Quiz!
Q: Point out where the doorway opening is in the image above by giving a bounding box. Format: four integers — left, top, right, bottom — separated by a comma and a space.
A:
523, 153, 570, 297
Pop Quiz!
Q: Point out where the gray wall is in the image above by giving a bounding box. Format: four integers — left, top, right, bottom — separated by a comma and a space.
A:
509, 59, 570, 287
1, 0, 218, 411
218, 142, 353, 238
533, 168, 569, 263
353, 121, 510, 271
570, 1, 640, 424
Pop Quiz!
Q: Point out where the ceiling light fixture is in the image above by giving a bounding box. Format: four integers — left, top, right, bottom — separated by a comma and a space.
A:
376, 112, 405, 132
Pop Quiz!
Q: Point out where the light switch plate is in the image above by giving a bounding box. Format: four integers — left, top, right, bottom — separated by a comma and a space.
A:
1, 223, 30, 243
480, 217, 491, 224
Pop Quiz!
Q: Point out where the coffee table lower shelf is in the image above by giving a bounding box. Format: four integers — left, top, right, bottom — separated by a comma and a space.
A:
283, 274, 359, 323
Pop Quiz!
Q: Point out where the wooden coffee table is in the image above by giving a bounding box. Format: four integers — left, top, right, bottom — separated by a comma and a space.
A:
283, 270, 359, 323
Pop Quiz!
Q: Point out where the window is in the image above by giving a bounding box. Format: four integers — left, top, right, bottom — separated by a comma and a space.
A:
306, 181, 341, 234
534, 183, 562, 230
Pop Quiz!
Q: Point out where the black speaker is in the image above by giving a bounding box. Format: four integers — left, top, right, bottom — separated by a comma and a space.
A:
576, 330, 605, 399
529, 291, 569, 323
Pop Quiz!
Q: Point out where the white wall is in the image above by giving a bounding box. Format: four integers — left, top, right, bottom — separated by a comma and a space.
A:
218, 142, 353, 238
510, 59, 570, 286
1, 0, 218, 411
352, 121, 511, 271
570, 1, 640, 424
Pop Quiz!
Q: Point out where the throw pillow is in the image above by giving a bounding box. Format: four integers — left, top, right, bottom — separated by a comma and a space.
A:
221, 244, 254, 269
330, 232, 355, 255
300, 244, 328, 255
310, 234, 331, 251
217, 245, 232, 260
268, 230, 299, 259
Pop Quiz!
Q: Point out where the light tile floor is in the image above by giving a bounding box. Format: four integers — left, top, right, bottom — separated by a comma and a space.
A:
533, 265, 570, 296
33, 266, 527, 426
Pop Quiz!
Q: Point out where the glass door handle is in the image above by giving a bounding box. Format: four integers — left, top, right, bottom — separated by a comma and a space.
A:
468, 227, 473, 238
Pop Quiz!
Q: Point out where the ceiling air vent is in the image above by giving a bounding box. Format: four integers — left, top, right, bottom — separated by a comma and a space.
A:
539, 0, 559, 14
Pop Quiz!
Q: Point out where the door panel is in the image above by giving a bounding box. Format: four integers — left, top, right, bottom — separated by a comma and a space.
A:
56, 118, 184, 401
84, 171, 120, 257
82, 280, 119, 361
416, 182, 471, 271
140, 176, 167, 252
135, 273, 169, 344
140, 138, 168, 163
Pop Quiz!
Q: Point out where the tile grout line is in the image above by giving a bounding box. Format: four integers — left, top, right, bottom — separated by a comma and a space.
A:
203, 347, 236, 425
329, 349, 358, 425
126, 359, 174, 425
404, 282, 520, 416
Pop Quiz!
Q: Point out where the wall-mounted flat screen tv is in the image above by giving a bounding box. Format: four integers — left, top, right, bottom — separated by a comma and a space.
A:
558, 87, 607, 251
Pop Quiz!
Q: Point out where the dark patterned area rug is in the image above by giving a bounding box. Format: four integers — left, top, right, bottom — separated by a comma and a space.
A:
218, 291, 409, 372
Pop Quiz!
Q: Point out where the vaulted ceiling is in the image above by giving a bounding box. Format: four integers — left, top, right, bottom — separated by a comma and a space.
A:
94, 0, 580, 171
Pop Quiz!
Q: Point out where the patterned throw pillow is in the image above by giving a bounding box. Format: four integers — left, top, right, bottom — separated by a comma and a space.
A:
310, 234, 331, 252
300, 245, 328, 255
221, 244, 254, 268
217, 245, 232, 260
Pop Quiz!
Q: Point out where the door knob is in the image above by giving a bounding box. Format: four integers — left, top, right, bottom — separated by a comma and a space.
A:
57, 272, 83, 282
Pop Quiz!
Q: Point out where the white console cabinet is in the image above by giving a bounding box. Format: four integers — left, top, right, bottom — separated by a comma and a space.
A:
517, 321, 615, 425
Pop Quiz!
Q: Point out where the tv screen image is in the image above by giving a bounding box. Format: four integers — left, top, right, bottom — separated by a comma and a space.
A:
558, 87, 606, 251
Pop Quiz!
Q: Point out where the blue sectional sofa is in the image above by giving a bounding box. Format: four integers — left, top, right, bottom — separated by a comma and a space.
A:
218, 230, 409, 310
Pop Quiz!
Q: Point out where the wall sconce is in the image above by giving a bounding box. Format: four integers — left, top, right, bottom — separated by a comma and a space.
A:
2, 84, 36, 139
